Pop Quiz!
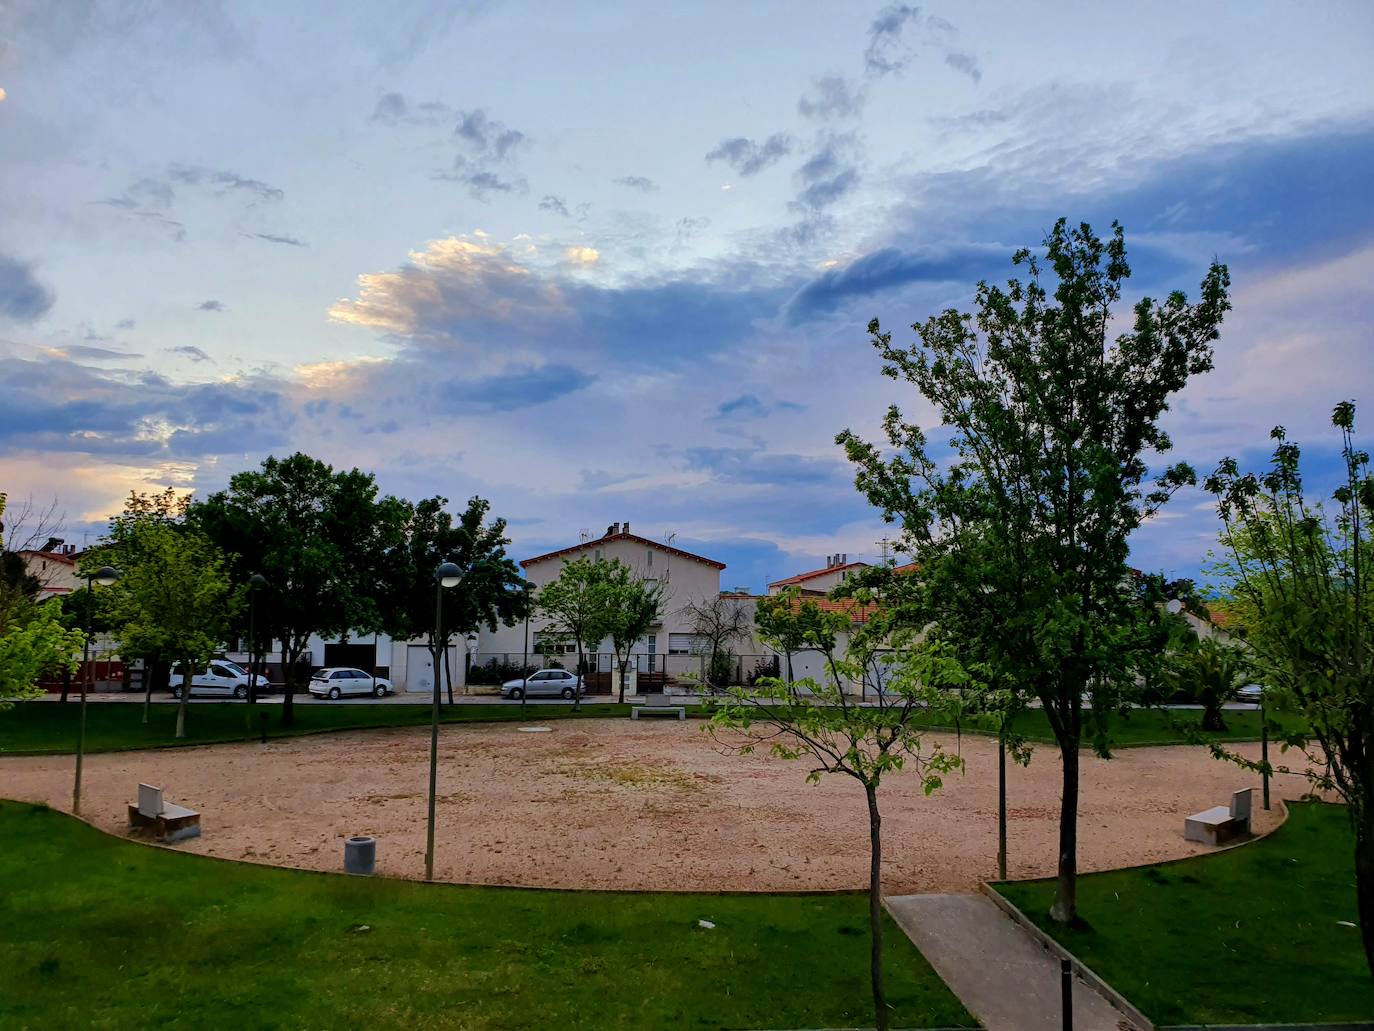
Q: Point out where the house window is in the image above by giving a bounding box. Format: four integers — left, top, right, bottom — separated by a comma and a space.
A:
647, 634, 656, 672
646, 550, 653, 568
668, 633, 696, 655
594, 548, 602, 560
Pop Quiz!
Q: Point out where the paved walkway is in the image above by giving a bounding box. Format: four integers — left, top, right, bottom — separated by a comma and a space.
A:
885, 894, 1140, 1031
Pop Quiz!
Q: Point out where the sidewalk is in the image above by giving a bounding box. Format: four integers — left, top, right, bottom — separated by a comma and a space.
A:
885, 893, 1139, 1031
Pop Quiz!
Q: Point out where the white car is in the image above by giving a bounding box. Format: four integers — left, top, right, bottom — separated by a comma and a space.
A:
169, 659, 271, 699
501, 669, 584, 700
309, 667, 394, 700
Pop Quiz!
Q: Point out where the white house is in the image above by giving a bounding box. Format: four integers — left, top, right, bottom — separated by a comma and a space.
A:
767, 554, 869, 596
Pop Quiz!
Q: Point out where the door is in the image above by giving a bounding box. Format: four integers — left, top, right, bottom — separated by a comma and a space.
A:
404, 646, 458, 695
346, 670, 371, 696
206, 663, 240, 696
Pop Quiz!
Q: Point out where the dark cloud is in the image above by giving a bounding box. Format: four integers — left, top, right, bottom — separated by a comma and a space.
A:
539, 194, 571, 217
614, 175, 659, 192
436, 107, 529, 199
198, 299, 225, 312
864, 3, 921, 75
716, 394, 805, 419
798, 76, 866, 120
705, 134, 793, 176
785, 243, 1006, 322
450, 364, 596, 411
454, 108, 526, 160
248, 232, 308, 247
168, 164, 283, 201
437, 164, 524, 197
0, 254, 56, 322
101, 176, 175, 211
166, 345, 213, 362
944, 50, 981, 82
0, 355, 290, 459
57, 344, 143, 361
681, 445, 843, 486
789, 134, 861, 212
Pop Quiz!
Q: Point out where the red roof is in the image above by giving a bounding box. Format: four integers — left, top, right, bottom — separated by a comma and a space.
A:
521, 531, 726, 571
768, 561, 868, 589
787, 595, 880, 624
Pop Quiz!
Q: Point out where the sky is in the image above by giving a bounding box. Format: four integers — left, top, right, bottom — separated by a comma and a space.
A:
2, 0, 1372, 592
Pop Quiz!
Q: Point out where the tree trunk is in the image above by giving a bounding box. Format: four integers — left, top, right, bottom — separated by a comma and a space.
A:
175, 664, 191, 739
444, 643, 454, 706
1356, 813, 1374, 980
573, 647, 583, 711
141, 665, 152, 725
1201, 701, 1227, 732
281, 638, 296, 726
1050, 740, 1079, 923
865, 782, 889, 1031
617, 656, 626, 704
60, 665, 70, 704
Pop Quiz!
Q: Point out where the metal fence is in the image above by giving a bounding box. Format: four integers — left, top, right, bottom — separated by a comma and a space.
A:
467, 650, 782, 693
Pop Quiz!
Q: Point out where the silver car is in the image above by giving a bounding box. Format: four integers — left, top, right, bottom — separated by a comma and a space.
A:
501, 669, 584, 700
308, 667, 395, 700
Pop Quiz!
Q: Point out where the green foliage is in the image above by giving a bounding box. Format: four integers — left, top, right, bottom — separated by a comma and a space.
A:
0, 801, 973, 1029
537, 557, 620, 708
835, 218, 1230, 921
706, 648, 735, 688
1161, 635, 1246, 731
466, 657, 539, 685
0, 601, 83, 710
997, 803, 1373, 1024
598, 561, 666, 703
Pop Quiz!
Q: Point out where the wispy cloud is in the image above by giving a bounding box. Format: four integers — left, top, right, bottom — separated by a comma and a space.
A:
166, 345, 213, 362
197, 299, 225, 312
247, 232, 308, 247
798, 76, 866, 120
0, 253, 56, 322
539, 194, 571, 216
168, 164, 283, 201
614, 175, 658, 192
706, 134, 793, 176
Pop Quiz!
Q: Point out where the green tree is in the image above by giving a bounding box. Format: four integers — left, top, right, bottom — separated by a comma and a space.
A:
376, 495, 529, 704
537, 558, 615, 709
754, 587, 813, 683
1, 601, 83, 710
601, 563, 666, 703
837, 219, 1231, 923
684, 594, 752, 693
1204, 402, 1374, 973
102, 521, 240, 737
708, 595, 969, 1031
191, 454, 395, 725
1164, 635, 1246, 732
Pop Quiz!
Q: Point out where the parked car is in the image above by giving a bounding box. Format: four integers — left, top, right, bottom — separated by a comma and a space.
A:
1237, 683, 1264, 703
308, 667, 394, 700
501, 669, 584, 700
169, 659, 271, 699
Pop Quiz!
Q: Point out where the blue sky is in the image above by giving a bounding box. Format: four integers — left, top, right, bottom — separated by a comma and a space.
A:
2, 1, 1372, 591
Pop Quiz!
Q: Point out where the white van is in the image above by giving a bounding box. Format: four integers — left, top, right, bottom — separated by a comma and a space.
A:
169, 660, 271, 699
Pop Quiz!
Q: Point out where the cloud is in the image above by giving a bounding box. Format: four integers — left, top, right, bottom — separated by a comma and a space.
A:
168, 164, 283, 201
248, 232, 308, 247
439, 107, 529, 199
539, 194, 570, 216
614, 175, 659, 192
785, 242, 1007, 321
456, 364, 597, 411
716, 394, 805, 419
705, 134, 793, 176
0, 254, 56, 322
198, 299, 225, 312
166, 345, 213, 362
564, 246, 599, 265
370, 92, 456, 126
455, 108, 526, 160
798, 76, 866, 120
115, 319, 136, 330
789, 134, 861, 212
681, 445, 844, 486
944, 50, 980, 82
864, 3, 921, 75
101, 176, 175, 211
45, 344, 143, 361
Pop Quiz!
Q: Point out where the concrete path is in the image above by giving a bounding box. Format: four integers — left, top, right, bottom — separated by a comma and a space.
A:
886, 894, 1140, 1031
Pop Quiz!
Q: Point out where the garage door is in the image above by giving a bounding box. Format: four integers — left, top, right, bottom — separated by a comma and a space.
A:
404, 645, 462, 695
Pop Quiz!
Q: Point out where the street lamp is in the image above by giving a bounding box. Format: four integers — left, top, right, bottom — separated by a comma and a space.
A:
248, 574, 267, 706
73, 565, 119, 815
426, 560, 461, 881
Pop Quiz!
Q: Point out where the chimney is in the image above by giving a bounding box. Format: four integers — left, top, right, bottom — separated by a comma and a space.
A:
622, 521, 630, 535
606, 523, 616, 538
840, 553, 847, 565
41, 537, 62, 553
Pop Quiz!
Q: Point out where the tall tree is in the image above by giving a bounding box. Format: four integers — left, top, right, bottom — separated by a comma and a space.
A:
708, 595, 968, 1031
601, 563, 666, 703
101, 520, 240, 737
1204, 402, 1374, 973
685, 594, 753, 693
837, 219, 1231, 922
1, 601, 83, 711
537, 558, 614, 709
191, 454, 393, 725
1163, 635, 1246, 732
376, 495, 529, 705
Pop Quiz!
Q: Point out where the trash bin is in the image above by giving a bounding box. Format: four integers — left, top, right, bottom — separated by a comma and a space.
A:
344, 835, 376, 875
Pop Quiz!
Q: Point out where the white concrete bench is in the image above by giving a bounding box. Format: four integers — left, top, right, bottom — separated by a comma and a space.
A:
1184, 787, 1252, 846
632, 705, 686, 721
127, 783, 201, 842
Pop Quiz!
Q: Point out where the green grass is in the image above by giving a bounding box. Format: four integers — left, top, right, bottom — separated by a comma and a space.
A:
1, 697, 1287, 758
995, 801, 1373, 1025
0, 801, 974, 1030
0, 700, 702, 756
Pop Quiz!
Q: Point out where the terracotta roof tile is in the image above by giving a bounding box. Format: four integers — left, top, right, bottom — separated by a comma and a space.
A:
521, 531, 726, 570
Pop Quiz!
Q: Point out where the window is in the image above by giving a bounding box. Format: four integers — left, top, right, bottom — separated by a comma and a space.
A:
646, 550, 653, 568
647, 634, 656, 672
668, 633, 696, 655
594, 548, 602, 560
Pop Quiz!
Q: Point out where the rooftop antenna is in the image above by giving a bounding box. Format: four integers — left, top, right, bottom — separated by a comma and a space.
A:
876, 537, 896, 565
579, 528, 590, 543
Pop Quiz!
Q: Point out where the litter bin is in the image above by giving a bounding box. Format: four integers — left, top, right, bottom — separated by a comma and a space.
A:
344, 835, 376, 875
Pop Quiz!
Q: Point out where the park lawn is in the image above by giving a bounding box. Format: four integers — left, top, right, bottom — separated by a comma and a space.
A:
1002, 706, 1289, 748
0, 802, 974, 1030
996, 801, 1373, 1025
0, 699, 703, 756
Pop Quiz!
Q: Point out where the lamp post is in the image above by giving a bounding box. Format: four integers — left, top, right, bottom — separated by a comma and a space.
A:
73, 565, 119, 815
248, 574, 266, 704
521, 583, 532, 717
426, 560, 462, 881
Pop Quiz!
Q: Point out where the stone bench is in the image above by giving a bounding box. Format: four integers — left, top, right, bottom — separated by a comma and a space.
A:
1184, 787, 1252, 846
632, 705, 686, 721
127, 783, 201, 843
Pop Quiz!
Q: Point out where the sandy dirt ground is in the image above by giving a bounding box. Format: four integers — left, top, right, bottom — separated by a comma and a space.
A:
0, 719, 1304, 893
